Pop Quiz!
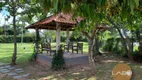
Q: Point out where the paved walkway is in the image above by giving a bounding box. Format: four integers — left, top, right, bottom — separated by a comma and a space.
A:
0, 62, 29, 79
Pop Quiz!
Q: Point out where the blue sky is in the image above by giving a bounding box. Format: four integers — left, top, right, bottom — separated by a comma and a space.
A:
0, 7, 35, 32
0, 7, 12, 26
1, 7, 9, 15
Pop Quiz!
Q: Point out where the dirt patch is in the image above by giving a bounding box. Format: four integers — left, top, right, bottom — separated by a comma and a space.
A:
23, 62, 93, 79
0, 73, 6, 78
0, 73, 15, 80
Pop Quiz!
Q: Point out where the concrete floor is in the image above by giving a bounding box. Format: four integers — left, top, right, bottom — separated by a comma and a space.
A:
41, 51, 87, 58
36, 52, 89, 67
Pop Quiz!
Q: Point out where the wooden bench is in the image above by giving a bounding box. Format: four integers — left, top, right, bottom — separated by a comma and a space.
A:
64, 42, 83, 54
41, 43, 52, 55
64, 42, 73, 53
72, 42, 83, 54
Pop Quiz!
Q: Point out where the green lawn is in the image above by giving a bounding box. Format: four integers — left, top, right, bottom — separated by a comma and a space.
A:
0, 42, 88, 63
0, 43, 34, 63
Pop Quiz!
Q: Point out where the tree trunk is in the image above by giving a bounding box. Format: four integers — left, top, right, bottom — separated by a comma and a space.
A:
123, 29, 134, 60
116, 27, 133, 60
11, 0, 17, 65
88, 39, 96, 74
81, 31, 96, 74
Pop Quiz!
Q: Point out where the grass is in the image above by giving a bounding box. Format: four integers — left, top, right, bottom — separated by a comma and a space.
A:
0, 42, 88, 63
0, 43, 34, 63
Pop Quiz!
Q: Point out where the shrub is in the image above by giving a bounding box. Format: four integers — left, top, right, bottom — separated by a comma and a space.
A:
28, 46, 38, 61
102, 38, 125, 55
52, 45, 65, 70
28, 53, 37, 61
102, 38, 115, 51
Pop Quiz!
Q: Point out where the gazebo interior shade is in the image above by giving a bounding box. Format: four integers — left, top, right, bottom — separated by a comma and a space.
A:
25, 13, 81, 31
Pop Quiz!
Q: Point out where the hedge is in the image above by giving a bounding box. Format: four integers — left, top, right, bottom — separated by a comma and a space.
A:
0, 35, 35, 43
0, 35, 87, 43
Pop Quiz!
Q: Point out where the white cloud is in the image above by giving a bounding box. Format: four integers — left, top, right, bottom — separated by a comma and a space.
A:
0, 13, 5, 26
0, 7, 11, 26
0, 13, 13, 26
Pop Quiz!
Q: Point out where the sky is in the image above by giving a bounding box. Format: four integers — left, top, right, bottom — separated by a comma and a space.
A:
0, 7, 35, 32
0, 7, 12, 26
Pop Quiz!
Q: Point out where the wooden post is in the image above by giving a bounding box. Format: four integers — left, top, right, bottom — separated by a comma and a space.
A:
66, 29, 70, 45
56, 23, 61, 51
35, 28, 39, 54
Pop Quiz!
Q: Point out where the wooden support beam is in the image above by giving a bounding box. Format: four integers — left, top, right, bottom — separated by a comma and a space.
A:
66, 29, 70, 45
35, 28, 39, 54
56, 23, 61, 51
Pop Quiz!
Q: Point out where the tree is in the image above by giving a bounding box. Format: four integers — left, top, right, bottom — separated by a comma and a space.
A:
106, 16, 134, 60
11, 0, 17, 65
136, 28, 142, 54
0, 0, 21, 65
105, 0, 142, 60
42, 30, 56, 43
0, 0, 41, 65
